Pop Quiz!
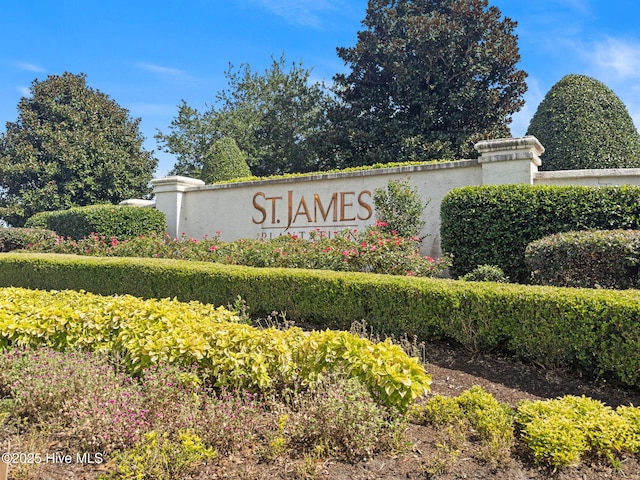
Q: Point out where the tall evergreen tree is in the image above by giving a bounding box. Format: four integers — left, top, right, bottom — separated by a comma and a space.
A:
329, 0, 527, 167
157, 55, 334, 177
0, 72, 157, 226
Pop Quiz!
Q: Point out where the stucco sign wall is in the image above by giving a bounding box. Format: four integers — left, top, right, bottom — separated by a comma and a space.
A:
148, 136, 640, 258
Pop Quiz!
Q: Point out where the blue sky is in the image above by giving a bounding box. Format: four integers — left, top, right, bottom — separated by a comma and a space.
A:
2, 0, 639, 177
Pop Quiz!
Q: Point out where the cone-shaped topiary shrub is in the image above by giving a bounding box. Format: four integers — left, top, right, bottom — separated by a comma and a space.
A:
527, 74, 640, 171
201, 136, 252, 183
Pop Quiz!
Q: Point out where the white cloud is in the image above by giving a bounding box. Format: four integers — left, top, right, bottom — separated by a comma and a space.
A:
17, 86, 30, 96
135, 62, 198, 88
249, 0, 337, 28
591, 37, 640, 80
14, 62, 45, 73
136, 63, 187, 77
558, 0, 591, 15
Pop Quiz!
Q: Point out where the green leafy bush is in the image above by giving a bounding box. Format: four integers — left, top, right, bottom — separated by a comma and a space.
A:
21, 211, 51, 229
24, 205, 166, 240
516, 396, 639, 468
527, 74, 640, 171
412, 386, 514, 467
0, 227, 57, 252
0, 287, 432, 412
440, 184, 640, 282
461, 265, 509, 283
373, 179, 426, 238
525, 229, 640, 289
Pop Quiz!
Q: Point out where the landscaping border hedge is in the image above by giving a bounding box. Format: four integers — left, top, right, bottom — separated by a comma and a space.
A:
440, 184, 640, 283
1, 253, 640, 389
24, 205, 166, 240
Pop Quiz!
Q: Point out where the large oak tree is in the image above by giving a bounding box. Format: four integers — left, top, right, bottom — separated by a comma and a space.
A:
0, 72, 157, 226
329, 0, 527, 166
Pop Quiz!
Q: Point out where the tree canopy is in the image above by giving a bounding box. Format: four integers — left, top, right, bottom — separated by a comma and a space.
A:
328, 0, 527, 167
156, 55, 334, 178
0, 72, 157, 227
527, 74, 640, 171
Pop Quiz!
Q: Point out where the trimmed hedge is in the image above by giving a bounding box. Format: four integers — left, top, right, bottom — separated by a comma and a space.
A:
24, 205, 166, 240
526, 229, 640, 289
0, 228, 58, 252
1, 253, 640, 389
440, 184, 640, 283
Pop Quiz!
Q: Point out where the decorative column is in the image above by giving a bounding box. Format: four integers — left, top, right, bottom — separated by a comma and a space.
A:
476, 136, 545, 185
150, 176, 205, 238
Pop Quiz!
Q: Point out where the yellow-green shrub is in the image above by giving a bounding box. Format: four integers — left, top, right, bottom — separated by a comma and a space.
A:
516, 396, 639, 468
102, 430, 216, 480
0, 287, 431, 411
412, 387, 514, 467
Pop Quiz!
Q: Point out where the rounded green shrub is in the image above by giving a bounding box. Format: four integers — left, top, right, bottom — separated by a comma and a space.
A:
527, 74, 640, 171
461, 265, 509, 283
525, 229, 640, 289
25, 204, 167, 240
201, 136, 252, 183
516, 396, 637, 468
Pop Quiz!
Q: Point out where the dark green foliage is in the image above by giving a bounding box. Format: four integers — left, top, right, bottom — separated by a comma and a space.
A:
329, 0, 527, 167
201, 137, 252, 183
525, 229, 640, 289
24, 205, 166, 240
157, 55, 334, 177
527, 74, 640, 171
440, 184, 640, 283
373, 179, 426, 238
21, 211, 51, 229
461, 265, 509, 283
0, 72, 157, 226
2, 253, 640, 388
0, 228, 57, 252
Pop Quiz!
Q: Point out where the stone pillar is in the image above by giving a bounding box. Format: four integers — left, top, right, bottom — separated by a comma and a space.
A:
151, 176, 205, 238
476, 136, 545, 185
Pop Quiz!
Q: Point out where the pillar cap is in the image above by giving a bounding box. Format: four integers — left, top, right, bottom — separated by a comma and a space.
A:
475, 135, 545, 157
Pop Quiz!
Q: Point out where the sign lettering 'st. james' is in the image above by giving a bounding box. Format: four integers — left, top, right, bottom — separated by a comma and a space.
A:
252, 190, 373, 231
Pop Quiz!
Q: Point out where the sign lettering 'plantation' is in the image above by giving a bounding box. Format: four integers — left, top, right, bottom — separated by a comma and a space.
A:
252, 190, 373, 231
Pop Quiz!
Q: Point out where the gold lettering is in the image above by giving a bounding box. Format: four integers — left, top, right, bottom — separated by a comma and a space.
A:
339, 192, 356, 221
313, 193, 338, 222
265, 195, 283, 224
286, 191, 293, 230
293, 195, 313, 223
357, 190, 373, 220
252, 192, 267, 224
